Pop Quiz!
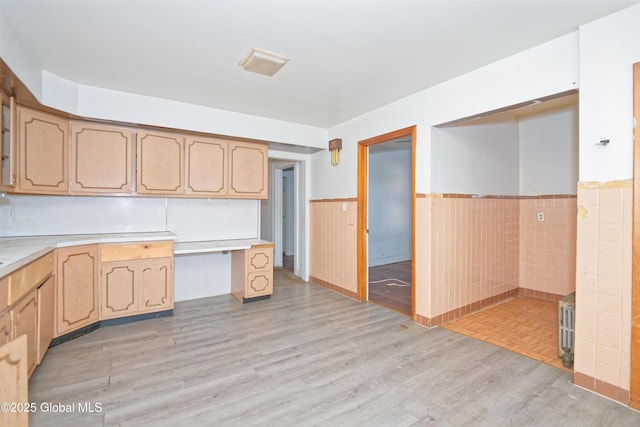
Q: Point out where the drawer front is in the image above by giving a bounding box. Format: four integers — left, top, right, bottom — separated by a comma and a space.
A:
0, 276, 8, 312
246, 271, 273, 298
100, 242, 174, 262
246, 247, 273, 273
9, 252, 54, 305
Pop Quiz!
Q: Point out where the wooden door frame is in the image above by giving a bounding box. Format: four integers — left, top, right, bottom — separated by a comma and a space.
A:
631, 61, 640, 410
357, 126, 417, 320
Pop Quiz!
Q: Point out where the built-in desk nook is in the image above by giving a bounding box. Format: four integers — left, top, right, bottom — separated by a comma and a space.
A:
174, 239, 275, 303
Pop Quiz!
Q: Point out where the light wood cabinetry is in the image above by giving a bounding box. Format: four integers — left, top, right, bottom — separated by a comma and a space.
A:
100, 242, 174, 319
0, 335, 28, 427
8, 251, 54, 305
70, 120, 134, 195
0, 310, 11, 347
231, 244, 274, 302
37, 276, 54, 364
16, 106, 68, 194
185, 135, 227, 196
228, 141, 268, 199
55, 245, 99, 337
136, 130, 184, 194
0, 276, 8, 313
0, 96, 15, 190
11, 289, 38, 376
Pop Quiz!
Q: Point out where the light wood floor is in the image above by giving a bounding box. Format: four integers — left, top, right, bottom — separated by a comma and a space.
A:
369, 261, 412, 316
29, 283, 640, 426
443, 297, 568, 372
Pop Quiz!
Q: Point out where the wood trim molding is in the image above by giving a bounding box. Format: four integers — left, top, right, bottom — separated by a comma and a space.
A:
631, 61, 640, 410
309, 198, 358, 203
309, 276, 359, 300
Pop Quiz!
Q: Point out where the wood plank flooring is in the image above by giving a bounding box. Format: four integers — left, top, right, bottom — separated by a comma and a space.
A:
28, 283, 640, 426
368, 261, 412, 316
443, 297, 568, 372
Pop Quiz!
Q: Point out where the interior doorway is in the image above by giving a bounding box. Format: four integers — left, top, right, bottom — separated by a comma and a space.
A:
261, 158, 306, 280
357, 126, 416, 319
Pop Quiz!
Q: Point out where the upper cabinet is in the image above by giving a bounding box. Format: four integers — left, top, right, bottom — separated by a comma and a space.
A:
185, 135, 227, 197
136, 130, 184, 195
70, 121, 134, 195
0, 97, 15, 191
8, 104, 268, 199
16, 106, 68, 194
228, 141, 268, 199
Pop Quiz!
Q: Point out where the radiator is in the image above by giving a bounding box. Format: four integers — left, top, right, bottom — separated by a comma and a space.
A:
558, 292, 576, 357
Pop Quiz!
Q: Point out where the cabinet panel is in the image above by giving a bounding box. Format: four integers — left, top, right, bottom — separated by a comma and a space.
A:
246, 271, 273, 298
100, 242, 173, 263
37, 276, 54, 364
0, 276, 7, 312
12, 289, 38, 376
247, 247, 272, 273
55, 245, 99, 337
138, 258, 173, 314
228, 141, 267, 199
0, 310, 11, 347
185, 136, 227, 196
17, 106, 68, 194
70, 121, 133, 194
0, 335, 28, 427
137, 130, 184, 194
8, 251, 54, 305
0, 96, 15, 190
100, 262, 137, 319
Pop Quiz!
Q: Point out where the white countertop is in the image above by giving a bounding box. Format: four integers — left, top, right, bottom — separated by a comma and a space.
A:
174, 239, 274, 255
0, 233, 274, 277
0, 231, 177, 277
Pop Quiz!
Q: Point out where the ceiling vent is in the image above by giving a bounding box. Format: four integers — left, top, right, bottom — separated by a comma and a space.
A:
239, 47, 289, 76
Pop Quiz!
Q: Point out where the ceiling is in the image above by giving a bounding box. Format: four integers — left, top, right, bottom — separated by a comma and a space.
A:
1, 0, 638, 128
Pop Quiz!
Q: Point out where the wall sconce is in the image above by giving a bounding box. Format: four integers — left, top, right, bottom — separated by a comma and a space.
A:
329, 138, 342, 166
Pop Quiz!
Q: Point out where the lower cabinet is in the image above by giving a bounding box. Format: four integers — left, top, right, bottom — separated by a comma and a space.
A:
99, 241, 174, 320
231, 245, 274, 302
55, 245, 99, 337
0, 335, 28, 427
11, 289, 38, 376
37, 276, 55, 364
0, 310, 10, 347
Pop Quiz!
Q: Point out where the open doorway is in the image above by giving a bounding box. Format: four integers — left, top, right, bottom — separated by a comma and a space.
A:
282, 167, 295, 272
357, 126, 416, 319
434, 91, 579, 372
261, 158, 307, 285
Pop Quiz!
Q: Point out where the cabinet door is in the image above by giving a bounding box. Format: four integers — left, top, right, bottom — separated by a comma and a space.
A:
0, 96, 15, 190
55, 245, 99, 337
11, 289, 38, 376
0, 335, 28, 427
245, 247, 273, 298
136, 130, 184, 194
228, 141, 267, 199
16, 106, 69, 194
100, 261, 138, 319
185, 136, 227, 196
0, 310, 11, 347
138, 258, 174, 314
37, 276, 55, 364
70, 120, 133, 195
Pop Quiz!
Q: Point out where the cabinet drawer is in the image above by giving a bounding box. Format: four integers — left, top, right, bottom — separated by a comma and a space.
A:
0, 276, 8, 312
100, 242, 173, 262
246, 271, 273, 298
246, 247, 272, 273
9, 252, 54, 305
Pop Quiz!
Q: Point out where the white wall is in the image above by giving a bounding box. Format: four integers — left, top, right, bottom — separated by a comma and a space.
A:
368, 146, 412, 266
579, 3, 640, 182
283, 167, 295, 256
313, 32, 579, 199
0, 194, 259, 240
431, 113, 520, 195
519, 100, 579, 195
